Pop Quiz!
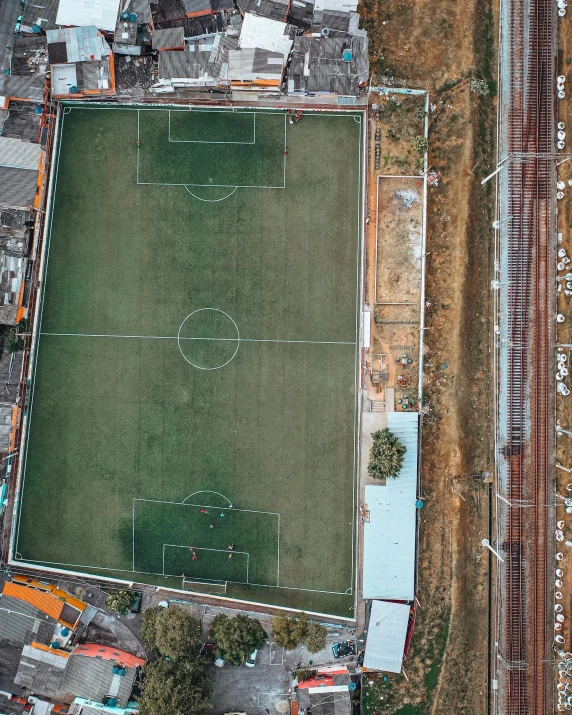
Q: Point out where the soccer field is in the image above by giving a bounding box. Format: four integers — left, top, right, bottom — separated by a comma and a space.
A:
13, 104, 364, 617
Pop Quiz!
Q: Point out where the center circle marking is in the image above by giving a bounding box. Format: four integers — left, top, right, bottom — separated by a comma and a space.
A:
177, 308, 240, 370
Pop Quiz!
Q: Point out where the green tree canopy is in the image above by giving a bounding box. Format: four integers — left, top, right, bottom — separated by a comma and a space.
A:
210, 613, 267, 665
368, 428, 406, 480
139, 658, 213, 715
141, 606, 201, 660
272, 613, 308, 650
304, 621, 327, 653
106, 589, 134, 616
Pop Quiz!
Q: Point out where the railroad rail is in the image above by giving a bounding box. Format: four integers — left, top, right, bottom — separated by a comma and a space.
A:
496, 0, 557, 710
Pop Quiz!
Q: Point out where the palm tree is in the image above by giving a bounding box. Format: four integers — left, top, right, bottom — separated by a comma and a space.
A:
368, 428, 406, 479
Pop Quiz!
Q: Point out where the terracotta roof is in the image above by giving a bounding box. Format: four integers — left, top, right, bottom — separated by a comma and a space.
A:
3, 582, 63, 622
73, 644, 145, 669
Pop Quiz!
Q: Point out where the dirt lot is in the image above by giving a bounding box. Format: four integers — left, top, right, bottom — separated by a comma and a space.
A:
360, 0, 497, 711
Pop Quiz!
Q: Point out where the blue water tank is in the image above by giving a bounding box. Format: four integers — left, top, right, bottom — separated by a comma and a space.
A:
118, 668, 126, 677
343, 49, 352, 62
416, 499, 424, 509
61, 627, 70, 636
112, 666, 119, 674
108, 698, 117, 707
129, 12, 138, 21
69, 85, 79, 94
51, 641, 60, 649
34, 105, 43, 115
121, 10, 130, 19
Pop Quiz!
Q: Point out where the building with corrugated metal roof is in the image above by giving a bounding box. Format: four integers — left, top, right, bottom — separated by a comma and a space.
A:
362, 412, 418, 601
362, 600, 411, 673
46, 26, 115, 98
288, 35, 369, 99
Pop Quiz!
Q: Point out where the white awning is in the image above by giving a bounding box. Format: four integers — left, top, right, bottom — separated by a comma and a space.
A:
362, 412, 418, 600
363, 600, 409, 673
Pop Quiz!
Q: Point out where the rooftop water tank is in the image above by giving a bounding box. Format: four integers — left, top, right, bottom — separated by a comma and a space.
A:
342, 49, 352, 62
321, 27, 329, 37
121, 10, 130, 19
129, 12, 138, 22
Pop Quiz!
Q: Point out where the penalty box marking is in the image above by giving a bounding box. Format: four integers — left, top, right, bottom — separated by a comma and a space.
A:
133, 498, 280, 587
163, 544, 250, 582
136, 109, 287, 190
168, 109, 257, 145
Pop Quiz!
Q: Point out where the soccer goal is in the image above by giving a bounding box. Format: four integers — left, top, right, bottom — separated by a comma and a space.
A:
182, 577, 228, 595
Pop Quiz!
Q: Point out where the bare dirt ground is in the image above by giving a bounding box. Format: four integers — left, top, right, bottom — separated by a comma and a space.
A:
359, 0, 497, 711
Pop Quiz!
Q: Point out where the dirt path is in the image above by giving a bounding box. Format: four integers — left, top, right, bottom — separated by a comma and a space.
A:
360, 0, 497, 711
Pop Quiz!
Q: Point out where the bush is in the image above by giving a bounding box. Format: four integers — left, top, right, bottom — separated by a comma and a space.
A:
210, 614, 267, 665
141, 606, 201, 660
272, 613, 308, 650
470, 78, 490, 96
368, 428, 406, 480
412, 135, 428, 154
106, 589, 134, 616
304, 622, 327, 653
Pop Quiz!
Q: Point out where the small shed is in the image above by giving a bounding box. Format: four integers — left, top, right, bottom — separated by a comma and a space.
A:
363, 600, 410, 673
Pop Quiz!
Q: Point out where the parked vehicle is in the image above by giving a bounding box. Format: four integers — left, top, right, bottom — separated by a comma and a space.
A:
130, 591, 143, 613
245, 650, 258, 667
332, 641, 356, 659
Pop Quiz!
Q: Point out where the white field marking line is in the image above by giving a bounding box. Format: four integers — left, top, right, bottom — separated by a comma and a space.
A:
269, 644, 285, 666
40, 332, 356, 346
257, 693, 289, 707
350, 111, 363, 591
182, 489, 233, 505
184, 186, 238, 202
15, 554, 351, 594
162, 544, 250, 582
15, 107, 66, 556
168, 108, 256, 145
178, 308, 240, 371
134, 498, 281, 587
137, 110, 286, 190
136, 109, 140, 181
132, 500, 135, 571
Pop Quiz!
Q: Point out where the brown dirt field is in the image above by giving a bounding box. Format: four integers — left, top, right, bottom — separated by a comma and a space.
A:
360, 0, 497, 710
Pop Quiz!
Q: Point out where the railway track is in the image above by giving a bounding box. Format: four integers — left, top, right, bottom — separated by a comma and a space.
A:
497, 0, 556, 710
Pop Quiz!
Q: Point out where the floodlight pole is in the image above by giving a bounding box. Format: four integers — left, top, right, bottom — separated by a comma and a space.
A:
482, 538, 504, 563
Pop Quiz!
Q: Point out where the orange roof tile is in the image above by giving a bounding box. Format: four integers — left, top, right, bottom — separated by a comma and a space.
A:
3, 582, 63, 621
73, 644, 145, 669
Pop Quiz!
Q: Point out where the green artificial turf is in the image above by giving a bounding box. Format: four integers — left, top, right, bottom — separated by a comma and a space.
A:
15, 104, 363, 616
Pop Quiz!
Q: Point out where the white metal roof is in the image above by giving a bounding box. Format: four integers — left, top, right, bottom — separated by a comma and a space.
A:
362, 412, 418, 600
313, 0, 358, 12
238, 13, 293, 60
0, 137, 41, 170
363, 600, 409, 673
56, 0, 121, 32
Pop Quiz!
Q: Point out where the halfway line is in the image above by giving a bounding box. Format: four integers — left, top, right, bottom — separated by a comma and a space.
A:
40, 332, 356, 346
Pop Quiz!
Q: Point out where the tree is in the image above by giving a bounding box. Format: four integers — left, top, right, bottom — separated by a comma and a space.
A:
139, 658, 213, 715
4, 336, 23, 353
210, 613, 267, 665
272, 613, 307, 650
106, 589, 134, 616
368, 428, 406, 480
141, 606, 201, 660
304, 621, 327, 653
